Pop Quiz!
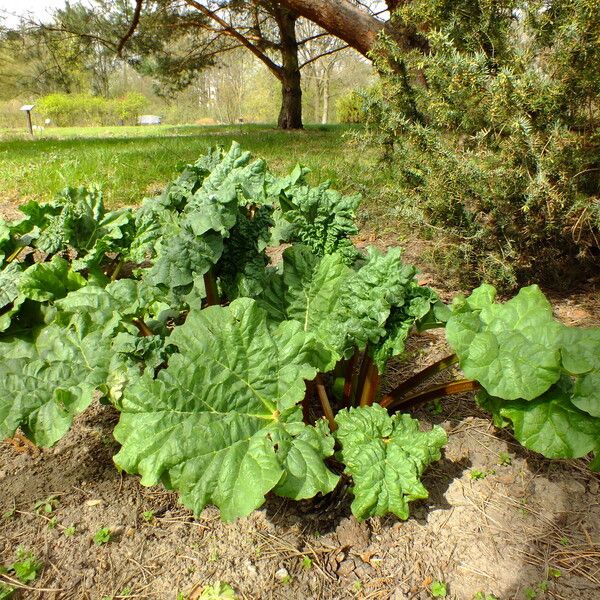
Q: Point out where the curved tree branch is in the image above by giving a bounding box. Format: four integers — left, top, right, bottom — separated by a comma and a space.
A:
273, 0, 384, 56
299, 43, 349, 69
117, 0, 143, 56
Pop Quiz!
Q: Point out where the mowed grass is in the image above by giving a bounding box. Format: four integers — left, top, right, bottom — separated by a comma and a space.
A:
0, 124, 394, 216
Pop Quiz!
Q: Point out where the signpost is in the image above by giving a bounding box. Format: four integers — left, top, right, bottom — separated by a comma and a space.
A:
20, 104, 35, 136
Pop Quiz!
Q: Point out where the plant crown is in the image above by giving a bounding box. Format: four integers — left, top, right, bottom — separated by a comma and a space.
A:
0, 143, 597, 522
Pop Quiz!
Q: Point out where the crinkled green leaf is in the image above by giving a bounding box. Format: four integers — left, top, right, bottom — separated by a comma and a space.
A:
280, 181, 360, 261
15, 187, 134, 268
0, 325, 112, 446
371, 315, 413, 373
0, 263, 24, 332
258, 246, 351, 332
272, 418, 339, 500
19, 256, 86, 302
216, 206, 273, 300
446, 285, 562, 400
561, 327, 600, 374
56, 279, 168, 336
268, 163, 310, 199
148, 228, 223, 291
571, 371, 600, 418
328, 248, 417, 357
372, 282, 442, 372
482, 377, 600, 459
185, 143, 269, 221
335, 404, 447, 520
257, 246, 417, 366
0, 263, 22, 310
113, 299, 337, 521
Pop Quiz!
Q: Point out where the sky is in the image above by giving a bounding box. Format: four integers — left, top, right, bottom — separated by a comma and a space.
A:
0, 0, 69, 27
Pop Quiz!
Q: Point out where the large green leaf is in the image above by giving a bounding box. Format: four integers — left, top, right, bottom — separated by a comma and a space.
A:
147, 228, 223, 291
257, 246, 351, 332
479, 377, 600, 459
560, 326, 600, 418
113, 299, 338, 521
0, 325, 112, 446
335, 405, 447, 520
257, 246, 417, 365
446, 285, 562, 400
19, 256, 86, 302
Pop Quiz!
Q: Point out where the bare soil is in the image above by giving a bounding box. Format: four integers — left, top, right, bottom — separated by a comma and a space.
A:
1, 235, 599, 600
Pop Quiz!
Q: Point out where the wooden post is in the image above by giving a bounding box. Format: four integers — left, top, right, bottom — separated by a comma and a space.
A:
25, 110, 33, 136
20, 105, 35, 136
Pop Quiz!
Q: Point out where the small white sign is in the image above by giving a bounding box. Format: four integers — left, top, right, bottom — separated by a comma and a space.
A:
20, 104, 35, 111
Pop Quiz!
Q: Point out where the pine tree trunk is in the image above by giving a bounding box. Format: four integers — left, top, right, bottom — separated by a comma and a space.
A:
278, 71, 303, 129
274, 8, 303, 129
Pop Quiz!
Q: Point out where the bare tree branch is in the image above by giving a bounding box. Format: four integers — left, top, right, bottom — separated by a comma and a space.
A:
299, 42, 349, 68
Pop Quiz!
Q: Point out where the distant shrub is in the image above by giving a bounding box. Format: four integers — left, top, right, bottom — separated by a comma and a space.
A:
36, 92, 149, 126
114, 92, 148, 123
336, 89, 369, 123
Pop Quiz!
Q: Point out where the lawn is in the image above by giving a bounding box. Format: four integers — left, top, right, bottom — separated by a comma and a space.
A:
0, 123, 393, 213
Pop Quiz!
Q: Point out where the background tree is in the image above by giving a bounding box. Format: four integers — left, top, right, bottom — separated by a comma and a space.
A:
30, 0, 355, 129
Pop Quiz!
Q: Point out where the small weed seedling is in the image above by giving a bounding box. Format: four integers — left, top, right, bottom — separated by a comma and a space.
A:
93, 527, 112, 545
0, 583, 15, 599
142, 510, 155, 523
470, 469, 495, 480
427, 399, 443, 415
498, 452, 512, 466
197, 582, 237, 599
64, 524, 76, 537
34, 495, 59, 515
430, 580, 448, 598
9, 548, 43, 583
548, 567, 562, 578
524, 580, 550, 600
301, 556, 313, 570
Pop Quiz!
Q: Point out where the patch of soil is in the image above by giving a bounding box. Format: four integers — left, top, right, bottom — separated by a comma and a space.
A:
0, 197, 27, 222
1, 266, 599, 600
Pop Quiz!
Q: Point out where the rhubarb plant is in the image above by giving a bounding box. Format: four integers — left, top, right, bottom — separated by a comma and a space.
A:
0, 142, 598, 526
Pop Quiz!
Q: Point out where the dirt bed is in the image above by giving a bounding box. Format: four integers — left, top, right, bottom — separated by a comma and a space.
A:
1, 258, 599, 600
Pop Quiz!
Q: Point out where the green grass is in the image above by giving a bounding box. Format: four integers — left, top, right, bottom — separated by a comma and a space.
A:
0, 123, 393, 214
